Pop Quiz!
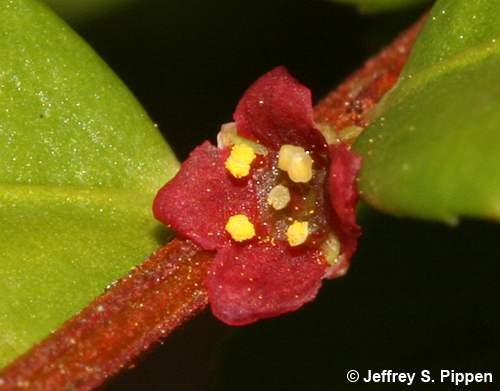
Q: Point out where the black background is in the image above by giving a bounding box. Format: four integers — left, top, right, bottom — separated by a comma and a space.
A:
48, 1, 500, 389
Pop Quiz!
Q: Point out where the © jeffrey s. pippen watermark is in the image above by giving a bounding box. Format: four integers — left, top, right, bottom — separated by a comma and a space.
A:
346, 369, 494, 386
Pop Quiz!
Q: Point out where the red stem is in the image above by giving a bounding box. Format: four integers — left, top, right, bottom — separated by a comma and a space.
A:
0, 239, 212, 391
314, 16, 424, 127
0, 16, 425, 391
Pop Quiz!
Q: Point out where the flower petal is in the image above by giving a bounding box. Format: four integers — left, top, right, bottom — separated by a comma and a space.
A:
206, 242, 327, 325
234, 66, 325, 150
153, 142, 258, 250
327, 144, 362, 270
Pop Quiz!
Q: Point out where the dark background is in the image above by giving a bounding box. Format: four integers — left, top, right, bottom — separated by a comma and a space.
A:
47, 1, 499, 389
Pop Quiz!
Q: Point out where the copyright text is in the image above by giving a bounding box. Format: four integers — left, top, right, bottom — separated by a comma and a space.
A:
346, 369, 493, 386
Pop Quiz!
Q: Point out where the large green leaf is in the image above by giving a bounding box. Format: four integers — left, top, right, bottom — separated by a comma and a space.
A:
355, 0, 500, 224
0, 0, 178, 367
330, 0, 431, 13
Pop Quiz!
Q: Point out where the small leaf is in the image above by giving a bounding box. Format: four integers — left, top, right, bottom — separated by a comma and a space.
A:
329, 0, 431, 14
0, 0, 178, 366
355, 0, 500, 223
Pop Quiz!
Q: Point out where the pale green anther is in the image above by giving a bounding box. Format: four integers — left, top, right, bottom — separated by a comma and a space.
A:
317, 123, 363, 145
321, 233, 341, 265
217, 122, 268, 155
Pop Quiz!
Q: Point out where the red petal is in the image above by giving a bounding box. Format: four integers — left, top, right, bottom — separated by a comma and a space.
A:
234, 66, 325, 150
327, 144, 362, 270
206, 242, 327, 325
153, 142, 258, 250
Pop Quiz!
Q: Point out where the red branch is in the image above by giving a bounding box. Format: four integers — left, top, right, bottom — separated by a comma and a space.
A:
0, 239, 212, 391
0, 16, 425, 391
314, 17, 424, 128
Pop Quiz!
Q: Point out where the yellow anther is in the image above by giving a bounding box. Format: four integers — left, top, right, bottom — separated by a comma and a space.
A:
225, 143, 256, 178
286, 220, 309, 247
277, 144, 313, 183
267, 184, 291, 211
225, 214, 256, 242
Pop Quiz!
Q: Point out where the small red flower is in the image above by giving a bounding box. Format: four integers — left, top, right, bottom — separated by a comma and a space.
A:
153, 67, 361, 325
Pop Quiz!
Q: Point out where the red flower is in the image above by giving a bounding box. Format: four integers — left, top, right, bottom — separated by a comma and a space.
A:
153, 67, 361, 325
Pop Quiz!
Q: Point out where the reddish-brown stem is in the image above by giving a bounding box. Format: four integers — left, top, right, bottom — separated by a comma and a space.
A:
0, 239, 212, 391
0, 16, 425, 391
314, 16, 424, 128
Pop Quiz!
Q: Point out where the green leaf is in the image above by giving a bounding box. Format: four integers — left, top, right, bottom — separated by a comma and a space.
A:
329, 0, 431, 13
0, 0, 178, 367
355, 0, 500, 224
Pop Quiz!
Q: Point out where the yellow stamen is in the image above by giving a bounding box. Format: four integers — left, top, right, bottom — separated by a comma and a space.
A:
287, 220, 309, 247
225, 214, 256, 242
225, 143, 256, 178
267, 184, 291, 210
277, 144, 313, 183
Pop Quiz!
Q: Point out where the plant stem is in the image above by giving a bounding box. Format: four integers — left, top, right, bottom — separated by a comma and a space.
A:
314, 15, 424, 127
0, 16, 425, 391
0, 239, 212, 391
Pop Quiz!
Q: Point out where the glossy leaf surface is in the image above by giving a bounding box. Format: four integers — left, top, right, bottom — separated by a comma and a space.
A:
0, 0, 178, 367
355, 0, 500, 223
